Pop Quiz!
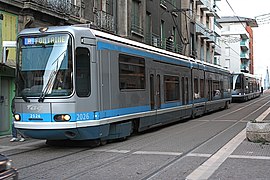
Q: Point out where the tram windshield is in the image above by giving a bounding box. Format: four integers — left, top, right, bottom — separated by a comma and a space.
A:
232, 74, 242, 90
16, 34, 73, 99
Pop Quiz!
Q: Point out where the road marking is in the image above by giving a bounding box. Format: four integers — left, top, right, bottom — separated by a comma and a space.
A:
186, 129, 246, 180
255, 107, 270, 122
187, 153, 270, 160
186, 106, 270, 180
90, 149, 130, 154
187, 153, 212, 158
133, 151, 182, 156
229, 155, 270, 160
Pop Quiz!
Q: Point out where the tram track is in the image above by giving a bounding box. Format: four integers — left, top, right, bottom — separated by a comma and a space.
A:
10, 94, 270, 179
142, 95, 270, 180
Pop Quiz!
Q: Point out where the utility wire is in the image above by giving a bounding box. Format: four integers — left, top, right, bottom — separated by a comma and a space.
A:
225, 0, 253, 39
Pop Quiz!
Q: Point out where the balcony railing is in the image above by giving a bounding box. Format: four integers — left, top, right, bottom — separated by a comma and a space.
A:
240, 40, 249, 51
198, 0, 212, 11
23, 0, 81, 17
240, 52, 249, 60
95, 10, 115, 32
145, 33, 183, 54
195, 22, 214, 40
240, 63, 249, 73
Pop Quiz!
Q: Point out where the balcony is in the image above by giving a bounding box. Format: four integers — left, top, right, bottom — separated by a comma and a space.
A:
195, 22, 214, 40
214, 23, 221, 37
206, 34, 215, 43
95, 11, 115, 32
199, 0, 213, 12
240, 63, 250, 73
206, 10, 215, 17
240, 40, 249, 51
23, 0, 82, 18
196, 0, 204, 5
145, 34, 183, 54
214, 44, 221, 56
240, 52, 249, 60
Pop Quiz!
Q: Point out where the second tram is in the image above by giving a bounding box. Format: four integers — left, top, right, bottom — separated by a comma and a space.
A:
231, 72, 261, 102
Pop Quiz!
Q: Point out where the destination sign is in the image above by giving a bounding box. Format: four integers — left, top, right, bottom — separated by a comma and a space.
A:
23, 35, 68, 46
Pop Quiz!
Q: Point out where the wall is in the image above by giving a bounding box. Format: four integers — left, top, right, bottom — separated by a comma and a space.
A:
0, 10, 17, 136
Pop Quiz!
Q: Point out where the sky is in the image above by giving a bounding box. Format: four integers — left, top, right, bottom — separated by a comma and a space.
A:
217, 0, 270, 79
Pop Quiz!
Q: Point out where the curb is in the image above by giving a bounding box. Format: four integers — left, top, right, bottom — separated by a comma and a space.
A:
246, 121, 270, 142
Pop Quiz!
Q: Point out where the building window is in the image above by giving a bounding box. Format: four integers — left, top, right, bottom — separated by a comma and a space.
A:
164, 75, 180, 102
131, 0, 143, 35
206, 44, 210, 63
119, 54, 145, 90
145, 12, 152, 45
225, 59, 230, 69
200, 40, 204, 61
94, 0, 113, 13
225, 47, 230, 56
161, 20, 165, 48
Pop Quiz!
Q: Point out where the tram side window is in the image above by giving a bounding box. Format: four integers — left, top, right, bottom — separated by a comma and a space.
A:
119, 54, 145, 90
213, 80, 221, 98
200, 79, 204, 98
164, 75, 180, 102
235, 75, 242, 89
194, 78, 200, 99
75, 47, 90, 97
223, 76, 229, 92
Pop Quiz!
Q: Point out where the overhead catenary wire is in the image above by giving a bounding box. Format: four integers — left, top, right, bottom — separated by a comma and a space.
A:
225, 0, 253, 39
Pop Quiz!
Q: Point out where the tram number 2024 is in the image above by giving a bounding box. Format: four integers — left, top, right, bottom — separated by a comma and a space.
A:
76, 113, 90, 120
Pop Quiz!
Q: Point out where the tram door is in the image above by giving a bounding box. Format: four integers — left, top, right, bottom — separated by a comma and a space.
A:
149, 71, 161, 111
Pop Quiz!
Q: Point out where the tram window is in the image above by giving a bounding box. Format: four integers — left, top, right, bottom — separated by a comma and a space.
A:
235, 75, 242, 89
164, 75, 180, 102
75, 47, 90, 97
194, 78, 200, 99
200, 79, 204, 98
213, 80, 221, 98
223, 76, 229, 92
119, 54, 145, 90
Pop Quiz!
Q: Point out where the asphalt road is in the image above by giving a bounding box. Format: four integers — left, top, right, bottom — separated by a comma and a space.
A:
1, 91, 270, 180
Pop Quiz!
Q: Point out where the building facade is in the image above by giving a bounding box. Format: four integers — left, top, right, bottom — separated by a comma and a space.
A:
218, 16, 258, 74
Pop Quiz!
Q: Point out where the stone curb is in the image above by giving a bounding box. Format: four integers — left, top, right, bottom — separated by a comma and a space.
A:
246, 121, 270, 142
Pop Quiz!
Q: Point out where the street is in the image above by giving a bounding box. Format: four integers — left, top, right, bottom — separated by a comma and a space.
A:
1, 91, 270, 180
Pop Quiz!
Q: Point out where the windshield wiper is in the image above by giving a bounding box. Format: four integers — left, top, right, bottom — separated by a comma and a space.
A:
38, 70, 57, 103
38, 50, 66, 103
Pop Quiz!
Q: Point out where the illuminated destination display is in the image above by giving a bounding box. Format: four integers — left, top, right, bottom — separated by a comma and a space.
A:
23, 35, 68, 46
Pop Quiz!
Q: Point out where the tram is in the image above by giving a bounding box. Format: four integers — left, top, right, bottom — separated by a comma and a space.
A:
231, 72, 261, 102
14, 24, 231, 143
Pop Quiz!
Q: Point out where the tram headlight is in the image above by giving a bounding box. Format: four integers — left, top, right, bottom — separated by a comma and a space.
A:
14, 114, 21, 121
5, 160, 12, 170
54, 114, 71, 122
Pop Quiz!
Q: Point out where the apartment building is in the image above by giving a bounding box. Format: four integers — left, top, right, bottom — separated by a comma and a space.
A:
218, 16, 258, 74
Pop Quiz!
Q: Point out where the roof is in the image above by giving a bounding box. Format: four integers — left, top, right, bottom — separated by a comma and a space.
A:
218, 16, 258, 27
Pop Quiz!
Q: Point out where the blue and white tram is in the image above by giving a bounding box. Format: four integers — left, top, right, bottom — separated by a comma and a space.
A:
231, 72, 261, 102
14, 24, 231, 142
